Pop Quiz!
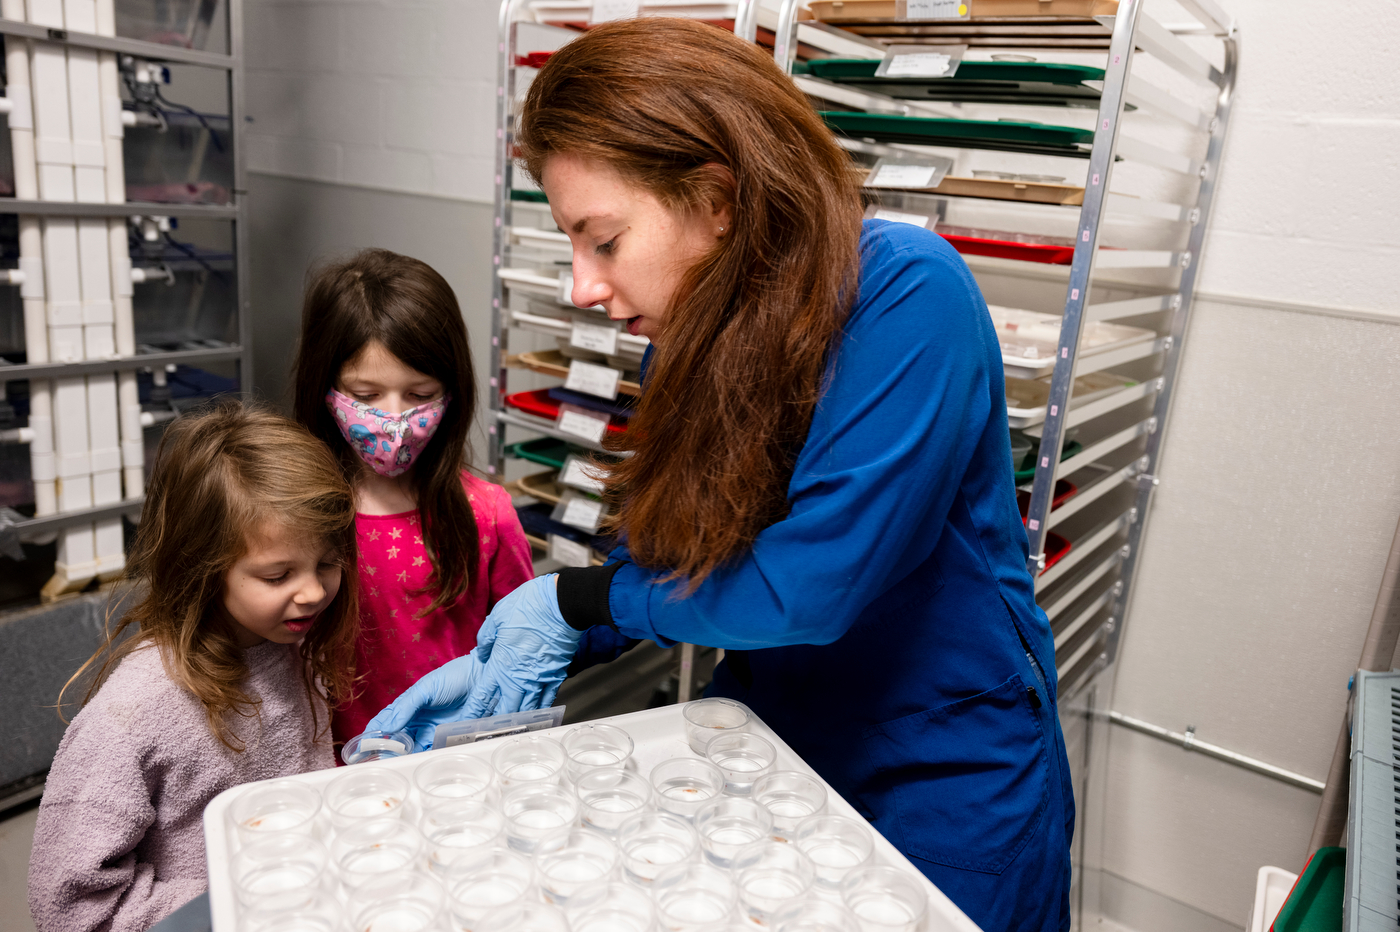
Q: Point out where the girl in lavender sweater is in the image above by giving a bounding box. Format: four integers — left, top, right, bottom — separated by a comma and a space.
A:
28, 401, 361, 932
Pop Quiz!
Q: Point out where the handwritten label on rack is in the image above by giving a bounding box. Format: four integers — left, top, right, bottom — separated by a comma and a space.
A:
570, 319, 619, 356
898, 0, 969, 19
560, 455, 608, 494
865, 154, 953, 191
565, 359, 621, 400
549, 533, 593, 568
873, 208, 933, 229
590, 0, 639, 22
556, 403, 609, 445
876, 44, 966, 78
554, 491, 605, 534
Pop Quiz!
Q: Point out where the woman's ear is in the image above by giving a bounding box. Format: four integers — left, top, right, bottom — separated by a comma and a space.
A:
694, 162, 736, 235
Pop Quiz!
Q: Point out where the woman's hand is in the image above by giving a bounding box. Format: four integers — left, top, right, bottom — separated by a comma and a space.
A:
461, 573, 583, 718
364, 650, 487, 751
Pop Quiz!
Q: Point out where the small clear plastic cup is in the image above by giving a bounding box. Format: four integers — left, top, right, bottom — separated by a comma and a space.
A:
566, 880, 658, 932
324, 768, 409, 829
792, 816, 875, 891
229, 780, 321, 843
501, 782, 580, 853
654, 861, 739, 931
733, 840, 816, 927
752, 770, 827, 841
477, 901, 571, 932
705, 733, 776, 796
693, 796, 775, 869
340, 729, 414, 765
775, 898, 863, 932
445, 847, 537, 930
423, 798, 506, 875
413, 752, 497, 810
682, 698, 750, 755
492, 734, 568, 788
232, 833, 329, 910
839, 866, 929, 932
562, 722, 635, 782
331, 818, 425, 891
617, 811, 700, 886
237, 892, 344, 932
535, 825, 621, 906
576, 767, 654, 835
650, 757, 726, 820
345, 869, 445, 932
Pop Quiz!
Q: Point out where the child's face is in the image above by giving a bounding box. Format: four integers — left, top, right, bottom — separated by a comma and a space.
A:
222, 523, 344, 649
336, 341, 444, 416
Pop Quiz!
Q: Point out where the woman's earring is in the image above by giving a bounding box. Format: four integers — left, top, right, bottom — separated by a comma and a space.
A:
718, 226, 725, 233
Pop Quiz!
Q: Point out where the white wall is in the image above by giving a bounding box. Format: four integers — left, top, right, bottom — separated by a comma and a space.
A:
1099, 0, 1400, 928
237, 1, 1400, 929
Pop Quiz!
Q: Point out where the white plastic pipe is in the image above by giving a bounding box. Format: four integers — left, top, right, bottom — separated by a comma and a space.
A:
4, 0, 56, 524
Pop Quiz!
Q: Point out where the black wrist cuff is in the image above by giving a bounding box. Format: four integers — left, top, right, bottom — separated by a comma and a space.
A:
556, 563, 623, 631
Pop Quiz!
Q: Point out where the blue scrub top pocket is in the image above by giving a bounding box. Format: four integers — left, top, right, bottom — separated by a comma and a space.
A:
860, 674, 1050, 874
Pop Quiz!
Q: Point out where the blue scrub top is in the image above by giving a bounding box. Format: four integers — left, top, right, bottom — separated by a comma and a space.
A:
586, 219, 1073, 932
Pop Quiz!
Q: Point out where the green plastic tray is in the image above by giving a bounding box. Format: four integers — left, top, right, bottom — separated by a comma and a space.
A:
799, 59, 1107, 108
1271, 847, 1343, 932
505, 437, 572, 469
821, 111, 1093, 157
510, 189, 548, 203
1014, 438, 1082, 483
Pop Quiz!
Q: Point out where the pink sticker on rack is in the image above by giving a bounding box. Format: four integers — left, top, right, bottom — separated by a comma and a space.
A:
490, 377, 498, 387
1082, 230, 1091, 242
1061, 348, 1069, 358
1071, 289, 1080, 300
1028, 519, 1040, 530
1041, 457, 1050, 468
1092, 173, 1100, 185
1114, 54, 1121, 64
1051, 405, 1058, 416
1102, 119, 1110, 131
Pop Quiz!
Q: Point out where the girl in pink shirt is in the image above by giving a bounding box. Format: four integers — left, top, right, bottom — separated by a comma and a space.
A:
291, 248, 533, 750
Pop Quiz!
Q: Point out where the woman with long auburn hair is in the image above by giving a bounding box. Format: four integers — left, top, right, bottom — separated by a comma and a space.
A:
370, 18, 1072, 930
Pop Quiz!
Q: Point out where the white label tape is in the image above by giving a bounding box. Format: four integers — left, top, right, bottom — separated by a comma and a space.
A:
590, 0, 639, 22
885, 51, 954, 77
556, 406, 609, 445
570, 319, 619, 356
564, 359, 621, 400
873, 208, 933, 229
560, 455, 608, 494
560, 495, 605, 532
549, 534, 593, 568
869, 163, 938, 189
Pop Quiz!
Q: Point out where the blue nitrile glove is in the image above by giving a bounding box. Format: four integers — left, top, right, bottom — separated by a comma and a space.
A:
364, 649, 486, 751
461, 574, 584, 719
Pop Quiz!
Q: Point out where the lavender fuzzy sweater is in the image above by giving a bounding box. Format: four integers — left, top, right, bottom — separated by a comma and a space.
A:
28, 641, 335, 932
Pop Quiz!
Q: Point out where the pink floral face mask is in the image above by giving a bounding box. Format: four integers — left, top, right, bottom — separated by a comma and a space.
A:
326, 389, 450, 477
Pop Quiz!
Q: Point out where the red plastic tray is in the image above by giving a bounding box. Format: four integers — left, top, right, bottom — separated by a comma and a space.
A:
505, 389, 629, 435
940, 233, 1076, 265
1041, 531, 1071, 575
1018, 480, 1077, 522
514, 52, 553, 68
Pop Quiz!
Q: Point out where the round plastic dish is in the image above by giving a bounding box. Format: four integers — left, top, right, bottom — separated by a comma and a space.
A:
694, 796, 775, 869
682, 698, 751, 755
650, 757, 727, 820
561, 722, 635, 782
733, 840, 816, 927
617, 810, 700, 886
535, 826, 621, 907
774, 899, 863, 932
654, 862, 739, 930
477, 901, 571, 932
413, 751, 497, 810
492, 734, 568, 789
705, 732, 777, 796
445, 847, 537, 930
344, 870, 445, 932
331, 818, 426, 891
576, 768, 654, 835
231, 834, 328, 910
840, 866, 929, 932
793, 815, 875, 891
423, 798, 507, 875
340, 729, 414, 766
565, 881, 657, 932
323, 768, 409, 828
236, 892, 343, 932
228, 780, 321, 843
752, 770, 827, 841
501, 783, 580, 853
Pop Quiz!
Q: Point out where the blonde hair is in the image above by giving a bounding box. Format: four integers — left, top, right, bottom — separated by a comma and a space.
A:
61, 399, 360, 751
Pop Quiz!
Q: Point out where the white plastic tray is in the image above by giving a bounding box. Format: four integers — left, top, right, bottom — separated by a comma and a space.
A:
203, 702, 983, 932
1005, 372, 1133, 428
527, 0, 741, 22
989, 305, 1155, 381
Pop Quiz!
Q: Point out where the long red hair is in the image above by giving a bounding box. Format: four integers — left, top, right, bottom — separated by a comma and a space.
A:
517, 18, 863, 587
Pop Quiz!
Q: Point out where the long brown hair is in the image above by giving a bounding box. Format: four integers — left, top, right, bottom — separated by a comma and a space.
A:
61, 400, 360, 751
518, 18, 863, 587
292, 249, 480, 613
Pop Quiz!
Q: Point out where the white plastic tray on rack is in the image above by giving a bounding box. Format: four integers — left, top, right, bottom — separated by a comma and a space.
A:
1005, 371, 1133, 428
204, 702, 982, 932
989, 305, 1155, 381
527, 0, 741, 22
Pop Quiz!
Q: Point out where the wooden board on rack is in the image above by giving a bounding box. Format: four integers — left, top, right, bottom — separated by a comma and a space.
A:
873, 176, 1084, 205
506, 350, 643, 397
808, 0, 1117, 21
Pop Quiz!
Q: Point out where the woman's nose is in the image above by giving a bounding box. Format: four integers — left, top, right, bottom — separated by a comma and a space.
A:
571, 260, 611, 309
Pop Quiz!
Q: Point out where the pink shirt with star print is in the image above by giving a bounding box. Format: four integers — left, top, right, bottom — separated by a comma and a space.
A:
333, 471, 533, 746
